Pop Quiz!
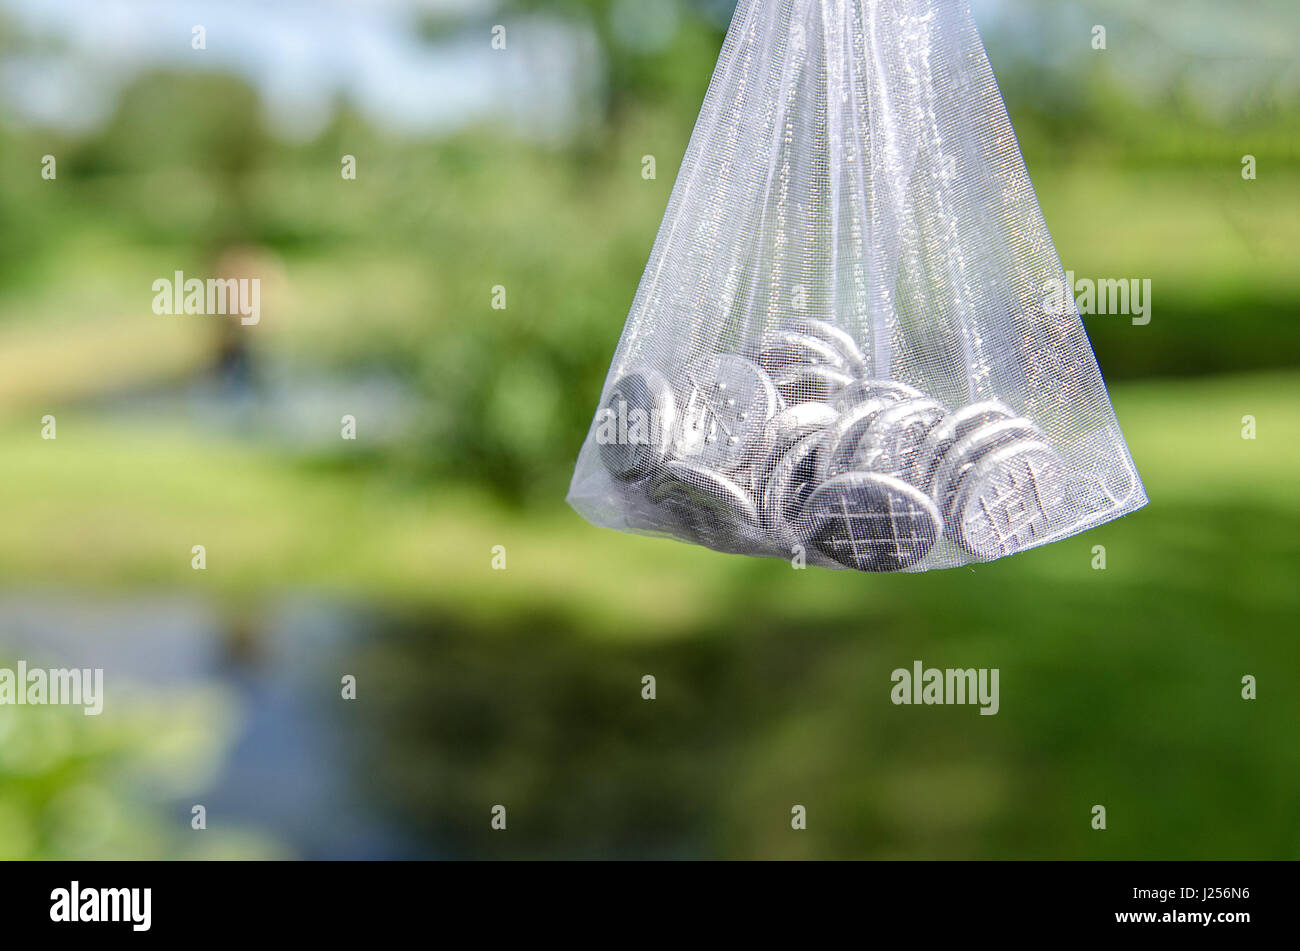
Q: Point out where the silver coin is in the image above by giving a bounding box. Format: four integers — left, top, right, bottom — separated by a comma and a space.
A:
675, 354, 782, 472
755, 331, 851, 373
930, 416, 1045, 517
869, 380, 927, 402
849, 397, 948, 481
742, 401, 832, 472
831, 379, 925, 411
912, 399, 1017, 492
820, 397, 894, 480
772, 364, 856, 406
951, 440, 1067, 560
774, 318, 867, 371
736, 401, 838, 493
597, 369, 676, 482
761, 401, 838, 453
806, 472, 942, 572
760, 431, 829, 546
648, 460, 761, 552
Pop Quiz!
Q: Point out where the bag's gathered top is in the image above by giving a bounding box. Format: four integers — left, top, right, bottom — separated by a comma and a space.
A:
568, 0, 1146, 572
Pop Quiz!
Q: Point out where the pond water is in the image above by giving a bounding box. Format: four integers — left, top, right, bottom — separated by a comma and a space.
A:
0, 593, 419, 858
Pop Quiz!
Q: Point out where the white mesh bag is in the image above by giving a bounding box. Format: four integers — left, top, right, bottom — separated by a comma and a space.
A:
567, 0, 1146, 572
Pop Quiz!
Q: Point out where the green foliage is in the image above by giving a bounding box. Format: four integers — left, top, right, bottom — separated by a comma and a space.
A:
0, 676, 282, 859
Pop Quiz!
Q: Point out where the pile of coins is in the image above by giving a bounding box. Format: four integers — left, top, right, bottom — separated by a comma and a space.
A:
597, 317, 1068, 571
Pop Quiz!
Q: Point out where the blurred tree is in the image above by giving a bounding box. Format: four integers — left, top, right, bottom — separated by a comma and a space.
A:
501, 0, 726, 122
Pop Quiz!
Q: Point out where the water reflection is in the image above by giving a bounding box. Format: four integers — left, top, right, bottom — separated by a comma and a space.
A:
0, 594, 410, 859
0, 593, 863, 859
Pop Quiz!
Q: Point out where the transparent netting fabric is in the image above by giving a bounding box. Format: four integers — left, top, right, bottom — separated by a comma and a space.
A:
568, 0, 1146, 572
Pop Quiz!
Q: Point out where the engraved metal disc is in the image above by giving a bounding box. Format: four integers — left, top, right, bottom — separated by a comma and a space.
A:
806, 472, 942, 572
755, 331, 851, 374
820, 397, 894, 480
597, 369, 676, 482
674, 354, 782, 472
912, 399, 1017, 492
744, 401, 839, 486
648, 460, 761, 552
930, 416, 1045, 517
772, 364, 856, 406
849, 397, 948, 481
733, 401, 835, 496
832, 379, 925, 411
951, 440, 1067, 560
774, 318, 867, 371
760, 431, 830, 547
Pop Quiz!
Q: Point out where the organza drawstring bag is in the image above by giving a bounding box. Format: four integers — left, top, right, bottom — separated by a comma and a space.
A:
568, 0, 1146, 572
